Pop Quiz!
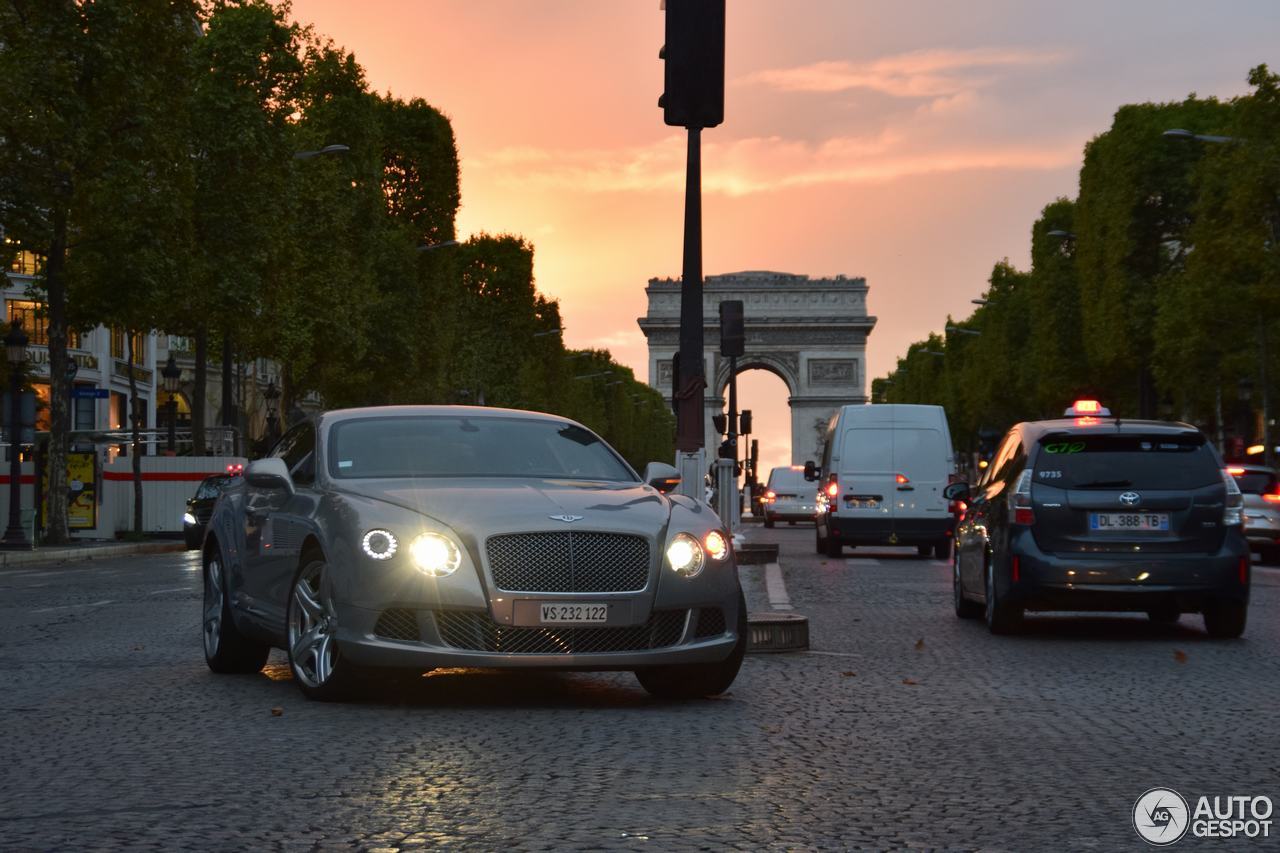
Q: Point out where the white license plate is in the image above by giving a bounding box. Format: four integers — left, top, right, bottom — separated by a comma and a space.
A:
539, 603, 609, 624
1089, 512, 1170, 531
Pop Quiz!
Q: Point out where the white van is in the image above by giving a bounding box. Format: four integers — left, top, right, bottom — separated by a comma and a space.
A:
807, 404, 956, 559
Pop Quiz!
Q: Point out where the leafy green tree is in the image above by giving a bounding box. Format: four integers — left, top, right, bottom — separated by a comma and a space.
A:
1075, 96, 1232, 417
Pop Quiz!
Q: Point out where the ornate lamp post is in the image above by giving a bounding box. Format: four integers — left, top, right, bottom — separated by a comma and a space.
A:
263, 380, 280, 445
2, 321, 30, 549
162, 353, 181, 454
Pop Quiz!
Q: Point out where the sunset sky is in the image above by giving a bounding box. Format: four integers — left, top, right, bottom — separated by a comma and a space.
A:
293, 0, 1278, 474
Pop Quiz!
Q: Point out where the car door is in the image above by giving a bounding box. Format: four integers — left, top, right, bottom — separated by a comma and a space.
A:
961, 430, 1019, 595
243, 423, 318, 629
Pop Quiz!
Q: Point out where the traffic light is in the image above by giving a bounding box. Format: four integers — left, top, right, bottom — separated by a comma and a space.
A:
739, 409, 752, 435
718, 299, 744, 357
712, 413, 728, 434
659, 0, 726, 129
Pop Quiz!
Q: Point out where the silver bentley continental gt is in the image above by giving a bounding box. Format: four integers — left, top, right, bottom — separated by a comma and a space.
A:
201, 406, 746, 701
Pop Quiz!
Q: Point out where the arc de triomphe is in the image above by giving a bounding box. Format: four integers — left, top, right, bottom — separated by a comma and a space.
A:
637, 271, 877, 464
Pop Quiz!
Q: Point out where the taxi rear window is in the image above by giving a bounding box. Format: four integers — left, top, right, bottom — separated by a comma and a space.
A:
1033, 433, 1220, 490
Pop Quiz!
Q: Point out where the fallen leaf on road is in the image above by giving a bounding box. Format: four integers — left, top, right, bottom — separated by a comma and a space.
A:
1174, 650, 1188, 664
901, 678, 918, 686
840, 671, 856, 677
270, 706, 284, 717
131, 645, 144, 651
914, 638, 925, 651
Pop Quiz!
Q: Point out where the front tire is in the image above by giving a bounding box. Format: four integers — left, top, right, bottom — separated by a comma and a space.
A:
203, 548, 270, 674
635, 592, 747, 699
287, 558, 366, 700
1203, 600, 1247, 638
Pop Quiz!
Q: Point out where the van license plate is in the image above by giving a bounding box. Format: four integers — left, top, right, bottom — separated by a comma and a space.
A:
540, 603, 609, 623
1089, 512, 1170, 531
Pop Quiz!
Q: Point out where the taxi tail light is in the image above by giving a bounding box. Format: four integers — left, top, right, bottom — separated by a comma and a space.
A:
1263, 493, 1280, 504
949, 499, 967, 517
1221, 469, 1244, 526
1009, 470, 1035, 526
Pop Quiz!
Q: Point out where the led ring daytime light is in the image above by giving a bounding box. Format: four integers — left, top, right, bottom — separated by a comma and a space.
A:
666, 532, 705, 577
361, 529, 398, 561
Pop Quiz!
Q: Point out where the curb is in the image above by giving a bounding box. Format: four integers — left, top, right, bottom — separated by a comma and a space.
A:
0, 540, 187, 568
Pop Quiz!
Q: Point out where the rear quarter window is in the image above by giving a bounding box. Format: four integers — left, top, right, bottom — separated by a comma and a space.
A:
1033, 434, 1220, 490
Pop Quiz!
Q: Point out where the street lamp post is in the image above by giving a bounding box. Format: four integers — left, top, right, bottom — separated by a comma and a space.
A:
263, 380, 281, 445
2, 321, 30, 549
162, 353, 181, 454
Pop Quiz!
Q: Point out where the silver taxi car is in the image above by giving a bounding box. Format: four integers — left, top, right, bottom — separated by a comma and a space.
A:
1231, 464, 1280, 564
201, 406, 746, 701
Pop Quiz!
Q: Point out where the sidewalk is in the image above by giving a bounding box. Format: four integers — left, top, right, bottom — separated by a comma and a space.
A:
0, 539, 187, 568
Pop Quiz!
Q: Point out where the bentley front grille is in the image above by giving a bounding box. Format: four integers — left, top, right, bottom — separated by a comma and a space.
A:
433, 609, 686, 654
486, 532, 649, 593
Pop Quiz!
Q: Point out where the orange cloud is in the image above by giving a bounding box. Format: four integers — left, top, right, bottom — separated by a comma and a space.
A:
467, 133, 1080, 197
739, 47, 1071, 98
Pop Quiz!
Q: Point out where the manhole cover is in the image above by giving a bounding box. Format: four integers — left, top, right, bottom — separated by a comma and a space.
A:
746, 612, 809, 653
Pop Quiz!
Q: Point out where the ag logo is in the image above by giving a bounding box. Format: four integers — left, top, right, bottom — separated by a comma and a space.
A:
1133, 787, 1190, 845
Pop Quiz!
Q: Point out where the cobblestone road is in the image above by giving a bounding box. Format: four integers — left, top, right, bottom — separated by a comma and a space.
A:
1, 528, 1278, 850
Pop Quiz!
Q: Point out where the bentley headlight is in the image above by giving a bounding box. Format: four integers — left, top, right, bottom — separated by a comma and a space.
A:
361, 529, 398, 561
666, 532, 705, 578
704, 530, 729, 561
409, 532, 461, 577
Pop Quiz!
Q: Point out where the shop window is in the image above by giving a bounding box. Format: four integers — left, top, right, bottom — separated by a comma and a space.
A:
6, 300, 80, 348
110, 327, 147, 361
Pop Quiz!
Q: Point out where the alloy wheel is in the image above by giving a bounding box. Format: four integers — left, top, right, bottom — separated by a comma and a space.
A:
288, 562, 338, 688
203, 557, 223, 658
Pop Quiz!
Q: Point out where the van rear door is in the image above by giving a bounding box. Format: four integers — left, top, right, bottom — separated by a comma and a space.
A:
839, 427, 897, 521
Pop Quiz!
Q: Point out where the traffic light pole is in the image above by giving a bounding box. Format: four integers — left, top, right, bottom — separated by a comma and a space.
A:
674, 127, 707, 500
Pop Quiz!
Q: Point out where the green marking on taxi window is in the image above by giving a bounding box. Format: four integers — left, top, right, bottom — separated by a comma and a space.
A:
1043, 441, 1086, 454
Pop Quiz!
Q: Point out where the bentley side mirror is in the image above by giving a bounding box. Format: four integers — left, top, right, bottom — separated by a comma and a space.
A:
245, 458, 295, 495
803, 461, 819, 482
942, 482, 970, 501
642, 462, 681, 494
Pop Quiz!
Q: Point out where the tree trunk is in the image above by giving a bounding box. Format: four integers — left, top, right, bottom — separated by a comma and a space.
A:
127, 331, 143, 536
192, 325, 207, 455
43, 205, 72, 546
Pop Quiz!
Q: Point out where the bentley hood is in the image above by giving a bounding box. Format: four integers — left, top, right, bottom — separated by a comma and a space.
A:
335, 477, 674, 537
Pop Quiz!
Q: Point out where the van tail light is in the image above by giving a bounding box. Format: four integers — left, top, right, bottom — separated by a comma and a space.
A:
1221, 469, 1244, 526
949, 500, 967, 517
1011, 555, 1021, 583
895, 473, 909, 485
825, 475, 838, 499
1008, 470, 1035, 526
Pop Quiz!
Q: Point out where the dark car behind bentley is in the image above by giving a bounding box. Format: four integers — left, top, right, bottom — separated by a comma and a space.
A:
183, 474, 232, 549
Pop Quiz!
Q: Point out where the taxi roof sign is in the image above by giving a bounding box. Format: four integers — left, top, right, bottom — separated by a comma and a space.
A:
1063, 399, 1111, 417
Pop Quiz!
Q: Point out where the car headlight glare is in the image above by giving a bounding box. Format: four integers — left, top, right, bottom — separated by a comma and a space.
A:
704, 530, 729, 561
666, 532, 705, 577
409, 532, 461, 577
361, 529, 398, 560
182, 512, 197, 526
